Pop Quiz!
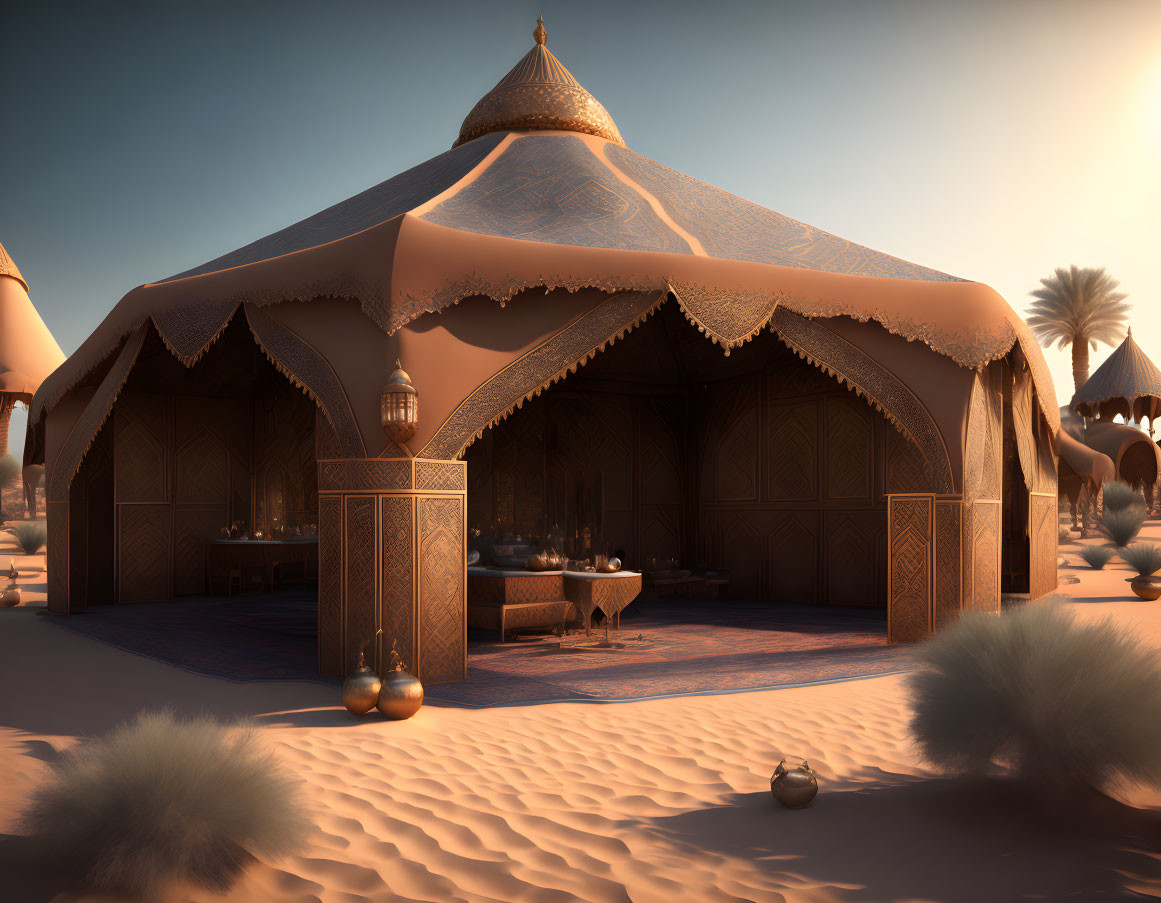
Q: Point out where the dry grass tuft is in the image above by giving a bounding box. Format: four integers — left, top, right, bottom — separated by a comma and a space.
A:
1101, 505, 1146, 547
0, 454, 21, 484
909, 602, 1161, 795
7, 522, 46, 554
1121, 543, 1161, 577
1102, 480, 1141, 512
1078, 545, 1115, 570
20, 710, 309, 900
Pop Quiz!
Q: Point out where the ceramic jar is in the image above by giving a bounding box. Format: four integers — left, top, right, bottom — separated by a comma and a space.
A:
1129, 576, 1161, 601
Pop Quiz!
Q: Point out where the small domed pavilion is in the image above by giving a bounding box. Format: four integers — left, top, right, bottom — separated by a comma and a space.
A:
29, 19, 1060, 681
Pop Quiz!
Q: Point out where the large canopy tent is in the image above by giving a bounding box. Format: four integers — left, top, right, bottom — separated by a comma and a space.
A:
30, 19, 1060, 682
0, 241, 65, 457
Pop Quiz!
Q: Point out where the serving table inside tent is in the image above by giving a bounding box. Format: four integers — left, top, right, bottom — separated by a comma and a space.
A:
206, 538, 318, 595
562, 571, 643, 636
467, 567, 574, 641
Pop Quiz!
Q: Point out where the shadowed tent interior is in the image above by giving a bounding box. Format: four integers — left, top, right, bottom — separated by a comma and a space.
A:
29, 18, 1061, 683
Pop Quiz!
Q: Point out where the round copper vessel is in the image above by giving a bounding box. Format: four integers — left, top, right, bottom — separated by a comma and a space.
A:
770, 756, 818, 809
377, 667, 424, 720
342, 650, 382, 716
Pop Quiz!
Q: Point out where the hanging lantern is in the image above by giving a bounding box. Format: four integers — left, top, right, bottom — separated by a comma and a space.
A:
381, 359, 419, 444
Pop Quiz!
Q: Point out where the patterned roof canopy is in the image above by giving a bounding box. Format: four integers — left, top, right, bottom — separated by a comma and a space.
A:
31, 21, 1059, 434
1071, 329, 1161, 423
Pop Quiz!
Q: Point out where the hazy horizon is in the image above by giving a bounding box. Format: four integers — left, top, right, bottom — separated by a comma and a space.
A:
4, 0, 1160, 451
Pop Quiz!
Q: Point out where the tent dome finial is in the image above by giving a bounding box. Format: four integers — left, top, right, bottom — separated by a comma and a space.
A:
454, 16, 624, 147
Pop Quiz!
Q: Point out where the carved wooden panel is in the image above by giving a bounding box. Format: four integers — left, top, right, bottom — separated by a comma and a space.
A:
413, 460, 467, 491
344, 495, 377, 675
418, 495, 465, 684
824, 510, 884, 606
768, 511, 819, 603
380, 494, 415, 675
969, 500, 1001, 613
934, 500, 962, 629
824, 394, 873, 500
716, 385, 759, 501
1029, 493, 1057, 601
318, 496, 343, 677
173, 507, 227, 596
118, 504, 172, 603
887, 495, 933, 642
768, 400, 818, 501
114, 394, 168, 503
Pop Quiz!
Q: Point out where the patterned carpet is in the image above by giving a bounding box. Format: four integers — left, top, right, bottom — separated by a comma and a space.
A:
48, 595, 914, 705
433, 601, 914, 705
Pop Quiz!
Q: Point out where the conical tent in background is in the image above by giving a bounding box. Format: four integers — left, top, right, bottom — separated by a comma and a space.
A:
0, 241, 65, 457
1071, 328, 1161, 428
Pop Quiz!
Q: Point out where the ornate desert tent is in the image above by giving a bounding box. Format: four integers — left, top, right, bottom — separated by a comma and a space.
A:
0, 241, 65, 456
1071, 328, 1161, 428
29, 19, 1060, 681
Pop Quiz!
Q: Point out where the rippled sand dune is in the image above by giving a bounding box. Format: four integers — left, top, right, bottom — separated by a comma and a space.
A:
3, 527, 1161, 901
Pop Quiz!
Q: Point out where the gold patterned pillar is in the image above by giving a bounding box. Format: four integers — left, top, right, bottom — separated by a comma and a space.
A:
316, 456, 466, 683
887, 493, 935, 642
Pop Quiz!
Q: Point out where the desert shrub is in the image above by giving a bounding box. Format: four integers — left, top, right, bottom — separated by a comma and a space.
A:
1102, 480, 1141, 513
20, 711, 309, 900
1100, 505, 1145, 547
1078, 545, 1115, 570
1121, 543, 1161, 577
909, 603, 1161, 795
0, 454, 20, 484
8, 522, 46, 554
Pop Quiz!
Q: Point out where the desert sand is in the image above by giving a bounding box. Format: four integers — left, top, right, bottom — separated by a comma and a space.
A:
2, 519, 1161, 902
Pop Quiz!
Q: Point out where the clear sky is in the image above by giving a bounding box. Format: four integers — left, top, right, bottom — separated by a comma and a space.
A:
3, 0, 1160, 452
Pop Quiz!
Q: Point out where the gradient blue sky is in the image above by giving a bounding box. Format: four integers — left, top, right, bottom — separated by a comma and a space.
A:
3, 0, 1160, 450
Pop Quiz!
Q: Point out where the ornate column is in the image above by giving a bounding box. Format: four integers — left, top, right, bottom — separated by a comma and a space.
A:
315, 440, 466, 684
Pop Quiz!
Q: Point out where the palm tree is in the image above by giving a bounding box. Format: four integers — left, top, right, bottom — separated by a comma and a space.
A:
1027, 265, 1130, 393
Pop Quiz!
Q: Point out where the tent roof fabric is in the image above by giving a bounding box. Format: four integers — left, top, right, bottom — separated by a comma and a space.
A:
0, 241, 28, 292
0, 243, 67, 398
30, 24, 1059, 436
1071, 329, 1161, 422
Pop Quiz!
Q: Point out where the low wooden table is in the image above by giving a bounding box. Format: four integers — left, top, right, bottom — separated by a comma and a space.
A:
467, 567, 575, 642
206, 539, 318, 594
563, 571, 643, 636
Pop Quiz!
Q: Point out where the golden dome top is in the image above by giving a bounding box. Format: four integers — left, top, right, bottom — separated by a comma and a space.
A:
454, 16, 624, 148
384, 360, 417, 394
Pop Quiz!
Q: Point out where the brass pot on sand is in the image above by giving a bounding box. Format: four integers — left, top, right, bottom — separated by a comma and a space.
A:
342, 646, 382, 716
377, 640, 424, 720
770, 756, 818, 809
